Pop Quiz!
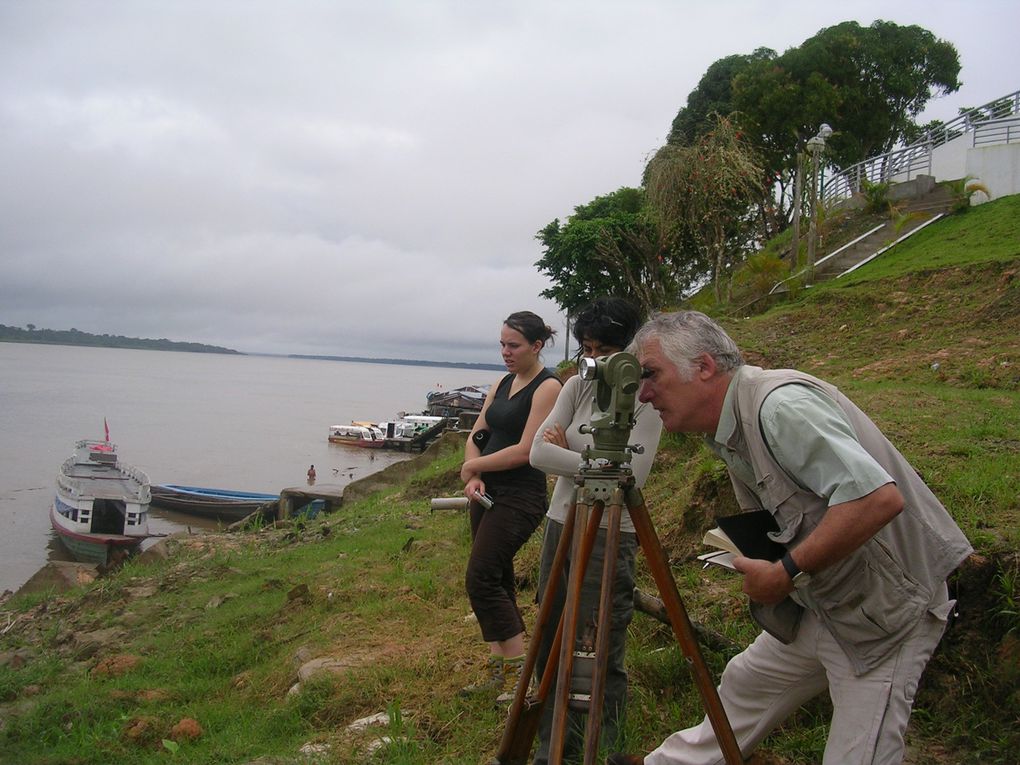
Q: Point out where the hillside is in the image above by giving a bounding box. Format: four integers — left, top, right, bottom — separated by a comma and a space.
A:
1, 196, 1018, 765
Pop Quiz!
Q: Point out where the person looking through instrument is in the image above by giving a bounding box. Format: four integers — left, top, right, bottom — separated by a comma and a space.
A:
460, 311, 562, 700
607, 310, 972, 765
528, 296, 663, 764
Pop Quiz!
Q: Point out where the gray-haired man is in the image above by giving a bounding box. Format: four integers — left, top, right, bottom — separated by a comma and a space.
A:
609, 311, 971, 765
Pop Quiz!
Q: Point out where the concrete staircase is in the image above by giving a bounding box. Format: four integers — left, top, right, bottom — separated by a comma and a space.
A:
811, 184, 954, 281
769, 181, 956, 296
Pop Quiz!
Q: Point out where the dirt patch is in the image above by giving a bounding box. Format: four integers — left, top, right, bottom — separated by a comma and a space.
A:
92, 653, 142, 678
170, 717, 203, 741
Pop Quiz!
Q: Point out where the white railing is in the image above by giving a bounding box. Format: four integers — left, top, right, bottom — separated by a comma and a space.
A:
973, 115, 1020, 147
822, 89, 1020, 205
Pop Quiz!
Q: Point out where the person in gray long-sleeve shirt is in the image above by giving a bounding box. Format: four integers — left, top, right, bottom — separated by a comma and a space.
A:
529, 297, 662, 764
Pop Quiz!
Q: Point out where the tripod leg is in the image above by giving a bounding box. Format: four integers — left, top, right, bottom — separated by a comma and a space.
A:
492, 491, 605, 765
531, 504, 605, 722
548, 491, 605, 765
581, 489, 623, 765
492, 501, 578, 765
626, 487, 746, 765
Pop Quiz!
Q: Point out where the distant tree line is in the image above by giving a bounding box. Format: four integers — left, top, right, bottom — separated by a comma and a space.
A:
0, 324, 240, 355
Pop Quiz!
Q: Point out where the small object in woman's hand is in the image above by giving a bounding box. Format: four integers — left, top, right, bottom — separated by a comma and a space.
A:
474, 490, 494, 510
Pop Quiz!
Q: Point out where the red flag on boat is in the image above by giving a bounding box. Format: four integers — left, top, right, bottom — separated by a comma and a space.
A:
104, 418, 110, 443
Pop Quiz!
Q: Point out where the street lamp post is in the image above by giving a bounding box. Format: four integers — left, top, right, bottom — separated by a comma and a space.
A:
805, 123, 833, 281
790, 151, 804, 269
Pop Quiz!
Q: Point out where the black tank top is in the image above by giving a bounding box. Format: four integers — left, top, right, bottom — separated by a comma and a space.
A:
481, 368, 559, 490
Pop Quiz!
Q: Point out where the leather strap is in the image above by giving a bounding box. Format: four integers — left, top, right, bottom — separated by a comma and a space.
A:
780, 551, 801, 580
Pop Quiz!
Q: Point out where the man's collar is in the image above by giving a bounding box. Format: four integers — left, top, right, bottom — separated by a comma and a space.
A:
711, 366, 747, 448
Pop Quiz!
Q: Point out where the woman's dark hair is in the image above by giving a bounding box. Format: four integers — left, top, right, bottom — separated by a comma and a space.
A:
572, 296, 642, 350
504, 311, 556, 347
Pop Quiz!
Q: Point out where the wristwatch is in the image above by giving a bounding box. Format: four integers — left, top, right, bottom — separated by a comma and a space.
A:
780, 552, 812, 589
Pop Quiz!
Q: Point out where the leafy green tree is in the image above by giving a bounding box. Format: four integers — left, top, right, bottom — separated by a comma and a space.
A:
645, 116, 764, 303
534, 187, 696, 316
667, 48, 775, 145
768, 20, 961, 163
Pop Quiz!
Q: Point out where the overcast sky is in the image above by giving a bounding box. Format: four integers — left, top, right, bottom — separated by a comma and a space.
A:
2, 1, 1016, 363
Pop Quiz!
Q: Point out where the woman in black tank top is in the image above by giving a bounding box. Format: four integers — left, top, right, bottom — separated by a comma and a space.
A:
458, 311, 562, 699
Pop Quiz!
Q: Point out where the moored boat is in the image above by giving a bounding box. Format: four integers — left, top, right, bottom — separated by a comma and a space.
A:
378, 414, 447, 439
149, 485, 279, 522
327, 422, 386, 448
51, 439, 151, 565
425, 384, 489, 417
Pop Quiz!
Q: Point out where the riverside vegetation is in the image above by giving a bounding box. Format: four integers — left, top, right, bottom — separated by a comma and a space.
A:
1, 195, 1018, 764
0, 324, 240, 355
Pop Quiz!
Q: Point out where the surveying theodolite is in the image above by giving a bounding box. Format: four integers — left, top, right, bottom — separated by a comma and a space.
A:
489, 352, 744, 765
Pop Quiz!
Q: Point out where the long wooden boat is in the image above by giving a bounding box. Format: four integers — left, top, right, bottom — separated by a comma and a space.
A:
149, 484, 279, 522
51, 439, 151, 565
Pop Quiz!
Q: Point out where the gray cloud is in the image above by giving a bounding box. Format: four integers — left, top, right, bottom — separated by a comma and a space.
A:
2, 1, 1016, 362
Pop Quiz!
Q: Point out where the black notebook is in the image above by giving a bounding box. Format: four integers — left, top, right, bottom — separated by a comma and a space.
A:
716, 510, 786, 561
698, 510, 786, 570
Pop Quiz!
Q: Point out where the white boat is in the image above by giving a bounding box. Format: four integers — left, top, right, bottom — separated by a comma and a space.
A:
378, 414, 447, 439
327, 422, 386, 448
50, 439, 151, 565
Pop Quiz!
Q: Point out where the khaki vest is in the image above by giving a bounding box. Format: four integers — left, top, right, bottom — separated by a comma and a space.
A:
719, 365, 972, 674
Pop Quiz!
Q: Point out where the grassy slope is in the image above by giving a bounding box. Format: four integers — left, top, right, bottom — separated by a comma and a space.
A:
1, 197, 1018, 765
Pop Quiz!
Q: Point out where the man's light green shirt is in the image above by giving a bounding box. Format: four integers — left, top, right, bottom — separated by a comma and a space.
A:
707, 375, 893, 508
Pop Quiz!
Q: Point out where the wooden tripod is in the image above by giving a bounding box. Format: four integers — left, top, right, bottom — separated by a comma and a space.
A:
489, 466, 745, 765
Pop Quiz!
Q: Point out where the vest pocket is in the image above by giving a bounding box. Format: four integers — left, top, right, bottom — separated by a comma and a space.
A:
755, 473, 804, 543
813, 544, 929, 653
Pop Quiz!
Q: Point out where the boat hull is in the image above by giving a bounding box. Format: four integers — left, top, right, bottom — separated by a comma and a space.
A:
328, 423, 387, 448
50, 505, 143, 565
327, 435, 387, 448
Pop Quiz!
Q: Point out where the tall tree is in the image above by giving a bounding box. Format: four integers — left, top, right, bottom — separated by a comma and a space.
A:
646, 116, 764, 303
769, 20, 961, 164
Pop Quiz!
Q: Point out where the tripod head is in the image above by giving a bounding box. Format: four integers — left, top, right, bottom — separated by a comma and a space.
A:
577, 351, 643, 466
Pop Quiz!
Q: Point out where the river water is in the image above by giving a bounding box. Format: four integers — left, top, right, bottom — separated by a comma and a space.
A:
0, 343, 497, 594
